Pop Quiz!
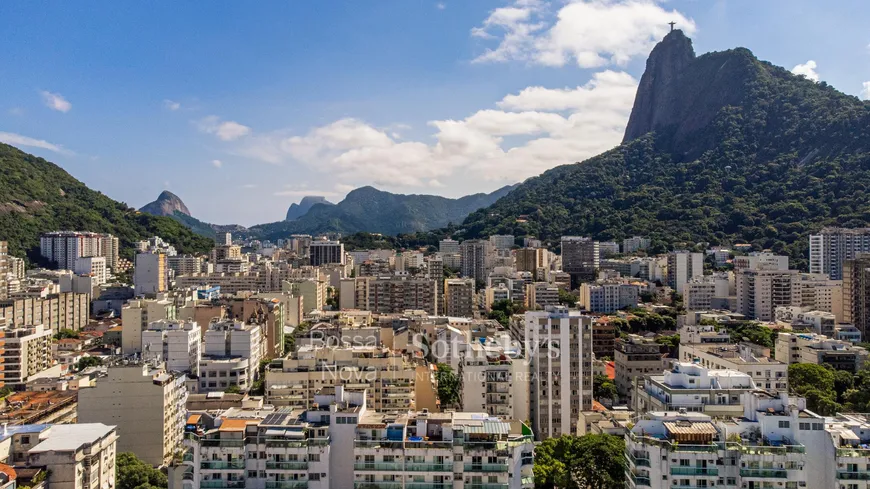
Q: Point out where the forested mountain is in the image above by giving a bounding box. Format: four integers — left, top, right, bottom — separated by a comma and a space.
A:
250, 185, 517, 240
285, 196, 333, 221
460, 30, 870, 270
139, 190, 191, 217
0, 143, 213, 262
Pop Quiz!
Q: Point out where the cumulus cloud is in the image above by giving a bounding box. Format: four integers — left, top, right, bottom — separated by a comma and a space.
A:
164, 99, 181, 111
273, 183, 352, 198
197, 116, 252, 141
471, 0, 697, 67
40, 91, 72, 113
235, 69, 638, 187
436, 2, 446, 9
861, 81, 870, 100
792, 60, 819, 82
0, 132, 72, 154
211, 159, 223, 168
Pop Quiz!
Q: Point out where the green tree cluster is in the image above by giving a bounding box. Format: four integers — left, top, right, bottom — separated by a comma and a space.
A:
534, 434, 625, 489
116, 452, 167, 489
728, 322, 777, 349
593, 374, 617, 404
75, 356, 102, 371
53, 329, 79, 340
435, 363, 461, 407
487, 299, 524, 328
557, 289, 577, 307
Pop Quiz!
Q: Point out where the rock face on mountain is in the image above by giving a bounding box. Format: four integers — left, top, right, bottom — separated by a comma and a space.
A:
461, 31, 870, 269
285, 196, 333, 221
252, 185, 517, 239
140, 191, 191, 217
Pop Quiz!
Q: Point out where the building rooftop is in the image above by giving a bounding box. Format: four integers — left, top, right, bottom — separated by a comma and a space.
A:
28, 423, 116, 453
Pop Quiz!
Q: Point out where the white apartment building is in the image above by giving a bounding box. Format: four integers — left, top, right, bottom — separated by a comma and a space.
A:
78, 362, 187, 467
795, 272, 843, 320
142, 319, 202, 375
526, 282, 559, 310
265, 345, 416, 411
439, 239, 460, 254
623, 236, 651, 254
626, 391, 839, 489
199, 320, 263, 393
734, 251, 790, 272
809, 227, 870, 279
0, 423, 118, 489
523, 306, 593, 439
134, 252, 169, 296
283, 278, 326, 314
633, 363, 756, 416
39, 231, 119, 271
578, 282, 639, 313
489, 234, 515, 251
179, 387, 535, 489
775, 332, 869, 372
459, 339, 530, 422
680, 343, 788, 391
598, 241, 620, 256
736, 267, 800, 321
2, 324, 53, 387
614, 335, 666, 403
667, 251, 704, 295
73, 256, 107, 285
168, 255, 206, 276
122, 297, 177, 354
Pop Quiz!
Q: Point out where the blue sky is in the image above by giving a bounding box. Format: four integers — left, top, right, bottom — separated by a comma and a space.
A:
2, 0, 869, 226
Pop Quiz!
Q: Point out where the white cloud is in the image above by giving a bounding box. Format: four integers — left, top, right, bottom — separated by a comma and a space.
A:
861, 81, 870, 100
40, 91, 72, 113
471, 0, 697, 67
211, 159, 223, 168
436, 2, 446, 9
197, 116, 252, 141
273, 183, 352, 198
163, 99, 181, 111
235, 69, 637, 188
0, 132, 72, 154
792, 60, 819, 82
243, 184, 258, 189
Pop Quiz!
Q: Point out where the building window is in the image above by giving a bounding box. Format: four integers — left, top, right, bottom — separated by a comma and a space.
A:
778, 421, 790, 428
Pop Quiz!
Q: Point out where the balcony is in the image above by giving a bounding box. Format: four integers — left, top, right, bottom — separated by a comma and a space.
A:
265, 482, 308, 489
405, 484, 452, 489
464, 484, 509, 489
626, 470, 651, 487
838, 471, 870, 480
353, 483, 403, 489
263, 439, 309, 449
354, 440, 405, 450
200, 482, 245, 489
464, 463, 508, 473
201, 439, 245, 448
739, 469, 788, 478
353, 462, 402, 471
266, 461, 309, 470
405, 440, 453, 450
201, 461, 245, 470
406, 462, 452, 472
624, 451, 650, 468
670, 467, 718, 476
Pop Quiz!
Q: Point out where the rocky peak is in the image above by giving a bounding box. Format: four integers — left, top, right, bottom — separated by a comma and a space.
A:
285, 195, 334, 221
139, 190, 191, 217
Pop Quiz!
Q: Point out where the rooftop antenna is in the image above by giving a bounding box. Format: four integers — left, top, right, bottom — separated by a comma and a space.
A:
668, 21, 676, 32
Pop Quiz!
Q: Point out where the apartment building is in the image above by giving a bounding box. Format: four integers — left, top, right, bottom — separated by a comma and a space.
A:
523, 306, 593, 439
0, 242, 7, 301
39, 231, 119, 271
775, 332, 869, 372
78, 362, 187, 467
809, 227, 870, 279
134, 252, 169, 296
179, 387, 535, 489
1, 324, 53, 387
515, 248, 549, 278
844, 253, 870, 337
167, 254, 207, 276
794, 272, 843, 319
121, 297, 177, 354
0, 423, 118, 489
283, 278, 327, 314
578, 282, 639, 313
680, 343, 788, 391
309, 240, 345, 266
0, 292, 89, 332
560, 236, 598, 286
666, 250, 703, 295
346, 276, 439, 315
210, 244, 242, 262
199, 320, 263, 393
460, 239, 495, 284
592, 319, 617, 360
735, 267, 800, 321
614, 335, 667, 403
459, 339, 530, 422
265, 345, 417, 411
439, 238, 460, 254
623, 236, 650, 254
633, 363, 756, 416
444, 278, 475, 318
141, 319, 202, 375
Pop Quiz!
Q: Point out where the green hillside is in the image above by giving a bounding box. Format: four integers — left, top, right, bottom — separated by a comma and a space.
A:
0, 143, 214, 262
460, 31, 870, 270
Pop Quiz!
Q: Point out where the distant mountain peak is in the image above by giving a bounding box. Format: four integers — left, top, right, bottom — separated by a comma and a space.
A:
285, 195, 334, 221
140, 190, 191, 217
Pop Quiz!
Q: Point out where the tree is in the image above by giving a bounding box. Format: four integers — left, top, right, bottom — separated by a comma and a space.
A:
435, 363, 461, 407
488, 299, 523, 328
558, 289, 577, 307
833, 369, 854, 403
593, 374, 617, 403
788, 363, 839, 414
534, 434, 625, 489
54, 328, 79, 340
224, 384, 242, 394
116, 452, 167, 489
75, 356, 102, 371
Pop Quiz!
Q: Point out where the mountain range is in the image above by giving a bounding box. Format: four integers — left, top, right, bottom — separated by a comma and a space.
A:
0, 143, 213, 263
286, 196, 333, 221
459, 30, 870, 270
